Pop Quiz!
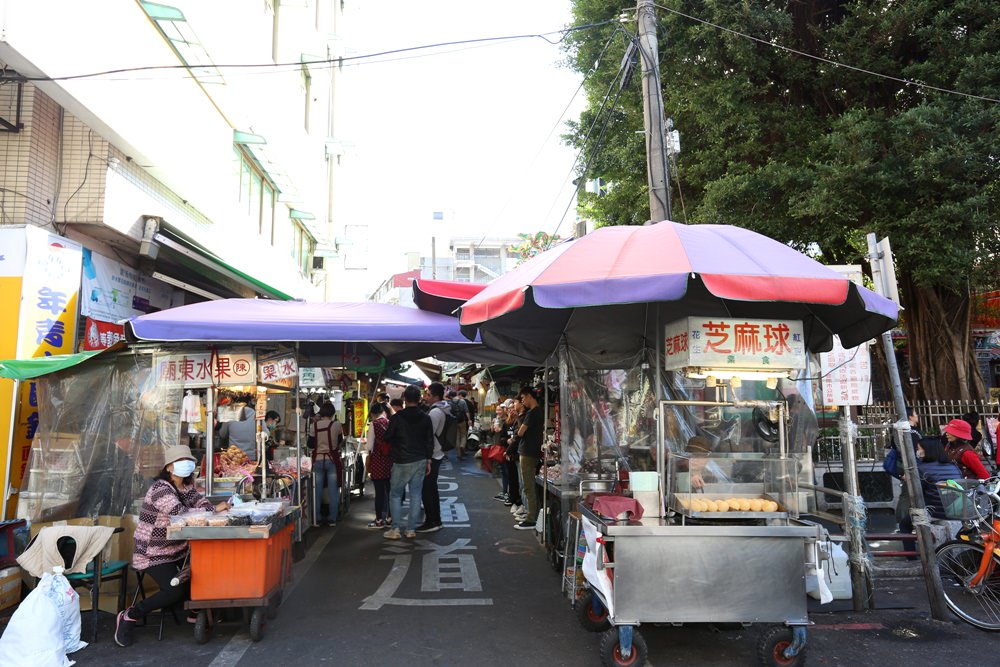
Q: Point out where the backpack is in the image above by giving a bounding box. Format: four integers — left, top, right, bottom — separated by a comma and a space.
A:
433, 404, 459, 451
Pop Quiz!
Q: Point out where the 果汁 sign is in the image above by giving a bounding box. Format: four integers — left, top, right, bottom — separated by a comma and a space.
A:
663, 317, 806, 372
154, 350, 256, 387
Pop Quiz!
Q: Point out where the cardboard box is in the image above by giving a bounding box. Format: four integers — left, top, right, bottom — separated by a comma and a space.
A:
0, 566, 22, 610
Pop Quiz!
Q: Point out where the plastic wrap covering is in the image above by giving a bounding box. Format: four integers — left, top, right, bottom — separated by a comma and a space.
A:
17, 352, 181, 522
556, 342, 817, 516
558, 348, 685, 493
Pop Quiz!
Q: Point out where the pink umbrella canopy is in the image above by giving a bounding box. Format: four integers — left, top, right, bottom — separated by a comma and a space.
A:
459, 221, 898, 365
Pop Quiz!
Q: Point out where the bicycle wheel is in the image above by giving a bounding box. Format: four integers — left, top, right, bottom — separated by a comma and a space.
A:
936, 540, 1000, 630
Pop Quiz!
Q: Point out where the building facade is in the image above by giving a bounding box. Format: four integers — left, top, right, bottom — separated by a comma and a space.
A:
0, 0, 350, 516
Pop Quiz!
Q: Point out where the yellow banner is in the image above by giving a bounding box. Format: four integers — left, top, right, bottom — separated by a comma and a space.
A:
2, 227, 82, 518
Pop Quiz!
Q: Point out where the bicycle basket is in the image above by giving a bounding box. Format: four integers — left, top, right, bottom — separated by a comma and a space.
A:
936, 479, 991, 521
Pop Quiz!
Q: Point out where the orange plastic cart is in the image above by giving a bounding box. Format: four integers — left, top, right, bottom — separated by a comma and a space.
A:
170, 508, 299, 643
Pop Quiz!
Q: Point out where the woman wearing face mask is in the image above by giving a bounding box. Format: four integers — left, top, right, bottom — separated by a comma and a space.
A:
115, 444, 228, 648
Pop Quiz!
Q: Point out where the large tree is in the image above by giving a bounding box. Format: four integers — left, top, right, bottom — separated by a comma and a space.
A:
565, 0, 1000, 400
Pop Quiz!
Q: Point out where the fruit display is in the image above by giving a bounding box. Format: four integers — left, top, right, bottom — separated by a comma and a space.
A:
682, 497, 780, 513
218, 445, 255, 478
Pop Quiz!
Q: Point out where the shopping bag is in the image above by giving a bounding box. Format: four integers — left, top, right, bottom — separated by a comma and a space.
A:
0, 567, 85, 667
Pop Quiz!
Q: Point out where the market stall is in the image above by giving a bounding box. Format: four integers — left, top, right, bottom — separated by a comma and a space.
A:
459, 220, 899, 667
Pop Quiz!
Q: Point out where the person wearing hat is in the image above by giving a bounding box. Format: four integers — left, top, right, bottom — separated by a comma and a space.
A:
686, 436, 731, 490
943, 418, 989, 480
115, 444, 228, 648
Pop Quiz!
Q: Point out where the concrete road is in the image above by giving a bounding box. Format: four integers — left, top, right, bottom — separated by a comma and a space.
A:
6, 452, 998, 666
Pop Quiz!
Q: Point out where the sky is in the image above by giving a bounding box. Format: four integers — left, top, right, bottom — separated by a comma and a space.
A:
331, 1, 585, 300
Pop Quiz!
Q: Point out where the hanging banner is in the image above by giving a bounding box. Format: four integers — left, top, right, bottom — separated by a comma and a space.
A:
299, 367, 326, 388
351, 398, 368, 438
2, 227, 82, 518
258, 354, 298, 389
663, 317, 807, 372
154, 350, 256, 387
81, 248, 173, 321
82, 317, 126, 350
819, 336, 872, 406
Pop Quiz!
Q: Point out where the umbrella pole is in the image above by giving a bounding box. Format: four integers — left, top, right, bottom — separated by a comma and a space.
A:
542, 366, 549, 547
206, 385, 215, 497
295, 342, 302, 537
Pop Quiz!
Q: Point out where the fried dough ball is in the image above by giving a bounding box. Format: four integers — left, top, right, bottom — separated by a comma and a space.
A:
763, 500, 779, 512
716, 499, 730, 512
748, 498, 764, 512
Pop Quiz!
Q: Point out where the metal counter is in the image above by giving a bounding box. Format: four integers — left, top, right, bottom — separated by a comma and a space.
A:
580, 505, 821, 626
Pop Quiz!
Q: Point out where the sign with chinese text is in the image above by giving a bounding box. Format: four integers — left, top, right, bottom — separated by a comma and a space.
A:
258, 354, 298, 389
81, 248, 173, 321
819, 336, 872, 406
351, 398, 368, 438
154, 351, 256, 387
82, 317, 126, 350
299, 367, 326, 388
0, 227, 82, 518
663, 317, 806, 372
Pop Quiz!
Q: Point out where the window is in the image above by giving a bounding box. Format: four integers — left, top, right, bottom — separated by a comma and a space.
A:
234, 147, 277, 245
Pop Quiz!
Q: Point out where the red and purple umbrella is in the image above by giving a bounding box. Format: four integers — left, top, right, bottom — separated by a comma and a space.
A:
459, 221, 898, 365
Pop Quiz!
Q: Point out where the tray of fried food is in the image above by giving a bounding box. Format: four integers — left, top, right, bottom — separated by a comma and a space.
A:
672, 493, 786, 518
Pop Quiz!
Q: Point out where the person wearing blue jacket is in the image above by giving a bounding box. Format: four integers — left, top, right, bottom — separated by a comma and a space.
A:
915, 437, 962, 518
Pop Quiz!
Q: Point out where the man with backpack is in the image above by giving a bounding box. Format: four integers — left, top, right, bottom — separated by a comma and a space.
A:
447, 390, 471, 459
419, 382, 453, 533
383, 385, 434, 539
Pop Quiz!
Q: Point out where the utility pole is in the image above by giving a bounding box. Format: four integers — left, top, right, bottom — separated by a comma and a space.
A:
637, 0, 671, 222
866, 233, 949, 621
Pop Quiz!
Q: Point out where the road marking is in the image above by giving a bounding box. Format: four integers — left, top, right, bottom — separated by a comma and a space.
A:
208, 528, 336, 667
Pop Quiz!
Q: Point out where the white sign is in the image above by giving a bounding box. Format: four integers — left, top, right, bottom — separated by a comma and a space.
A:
259, 355, 298, 385
81, 248, 173, 322
154, 351, 256, 387
819, 336, 872, 406
663, 317, 807, 372
299, 367, 326, 388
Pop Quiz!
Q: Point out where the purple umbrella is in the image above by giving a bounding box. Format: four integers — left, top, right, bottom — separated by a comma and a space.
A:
459, 221, 898, 364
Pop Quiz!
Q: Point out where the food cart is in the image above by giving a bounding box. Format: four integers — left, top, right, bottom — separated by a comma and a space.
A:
167, 504, 300, 643
456, 221, 901, 667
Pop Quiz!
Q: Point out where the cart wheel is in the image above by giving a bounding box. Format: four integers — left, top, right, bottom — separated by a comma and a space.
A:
757, 626, 806, 667
267, 591, 283, 620
577, 590, 611, 633
193, 610, 212, 645
599, 627, 647, 667
249, 607, 267, 642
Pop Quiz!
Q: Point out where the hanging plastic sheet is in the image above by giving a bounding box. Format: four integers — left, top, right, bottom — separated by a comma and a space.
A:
17, 352, 180, 522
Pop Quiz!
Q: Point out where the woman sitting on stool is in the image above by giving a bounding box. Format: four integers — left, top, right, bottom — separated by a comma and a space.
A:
115, 444, 228, 647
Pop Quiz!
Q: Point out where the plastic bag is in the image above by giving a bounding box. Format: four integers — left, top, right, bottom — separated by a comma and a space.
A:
0, 566, 85, 667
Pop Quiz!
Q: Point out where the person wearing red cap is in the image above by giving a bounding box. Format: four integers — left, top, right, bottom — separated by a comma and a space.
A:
943, 418, 989, 480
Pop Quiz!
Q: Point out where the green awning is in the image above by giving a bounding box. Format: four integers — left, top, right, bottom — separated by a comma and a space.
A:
0, 348, 117, 380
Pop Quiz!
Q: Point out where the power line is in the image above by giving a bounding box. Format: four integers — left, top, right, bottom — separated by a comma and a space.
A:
651, 2, 1000, 105
473, 27, 623, 250
0, 21, 616, 84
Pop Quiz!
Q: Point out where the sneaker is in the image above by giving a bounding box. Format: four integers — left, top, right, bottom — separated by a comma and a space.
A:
514, 510, 528, 519
416, 523, 442, 533
503, 499, 514, 507
115, 608, 138, 647
404, 530, 417, 539
367, 520, 385, 529
513, 521, 536, 531
510, 504, 523, 514
383, 528, 402, 540
493, 493, 507, 502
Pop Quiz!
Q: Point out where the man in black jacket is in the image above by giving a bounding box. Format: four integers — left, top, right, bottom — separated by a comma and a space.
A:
384, 385, 434, 539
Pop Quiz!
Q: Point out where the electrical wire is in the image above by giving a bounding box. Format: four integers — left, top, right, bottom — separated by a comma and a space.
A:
472, 27, 622, 250
0, 21, 616, 84
651, 2, 1000, 105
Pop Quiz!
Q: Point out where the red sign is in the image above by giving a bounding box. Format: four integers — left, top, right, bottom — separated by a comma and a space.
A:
82, 317, 126, 350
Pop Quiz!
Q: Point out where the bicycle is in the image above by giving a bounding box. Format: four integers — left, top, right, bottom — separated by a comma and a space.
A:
934, 475, 1000, 630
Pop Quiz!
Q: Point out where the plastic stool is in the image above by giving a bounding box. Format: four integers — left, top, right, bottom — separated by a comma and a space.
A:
130, 569, 181, 640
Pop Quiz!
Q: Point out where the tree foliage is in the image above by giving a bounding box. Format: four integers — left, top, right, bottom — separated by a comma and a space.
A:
565, 0, 1000, 399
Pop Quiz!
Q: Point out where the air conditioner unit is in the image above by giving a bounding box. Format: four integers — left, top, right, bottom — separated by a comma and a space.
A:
312, 256, 325, 271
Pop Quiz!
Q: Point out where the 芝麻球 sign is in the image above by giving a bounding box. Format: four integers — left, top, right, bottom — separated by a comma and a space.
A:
663, 317, 806, 372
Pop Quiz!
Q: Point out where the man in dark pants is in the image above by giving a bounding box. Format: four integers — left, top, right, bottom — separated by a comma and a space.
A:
418, 382, 450, 533
514, 387, 544, 530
